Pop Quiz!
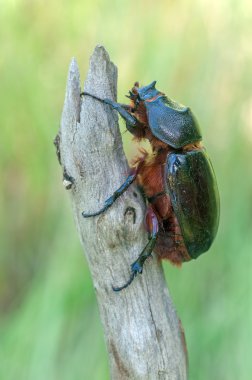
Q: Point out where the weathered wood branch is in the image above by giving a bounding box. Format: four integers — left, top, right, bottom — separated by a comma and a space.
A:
56, 45, 188, 380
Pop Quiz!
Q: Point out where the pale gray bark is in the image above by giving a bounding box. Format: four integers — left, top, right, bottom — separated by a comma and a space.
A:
56, 45, 188, 380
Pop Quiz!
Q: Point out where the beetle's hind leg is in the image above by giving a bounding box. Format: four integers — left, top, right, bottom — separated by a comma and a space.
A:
112, 206, 159, 291
112, 238, 157, 292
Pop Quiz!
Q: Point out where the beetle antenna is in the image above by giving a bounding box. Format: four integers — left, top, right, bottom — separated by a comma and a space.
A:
112, 272, 136, 292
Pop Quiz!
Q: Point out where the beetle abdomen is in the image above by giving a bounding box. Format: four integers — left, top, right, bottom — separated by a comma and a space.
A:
165, 149, 220, 259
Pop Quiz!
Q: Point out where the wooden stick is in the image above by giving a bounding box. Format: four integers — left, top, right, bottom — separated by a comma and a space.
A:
55, 45, 188, 380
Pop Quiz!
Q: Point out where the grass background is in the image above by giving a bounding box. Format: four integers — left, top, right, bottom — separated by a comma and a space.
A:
0, 0, 251, 379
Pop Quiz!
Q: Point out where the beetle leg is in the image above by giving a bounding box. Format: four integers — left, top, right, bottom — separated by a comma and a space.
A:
81, 92, 141, 134
113, 103, 132, 112
112, 207, 159, 292
82, 172, 137, 217
103, 98, 139, 128
103, 99, 142, 135
81, 92, 138, 127
82, 157, 146, 218
81, 92, 131, 110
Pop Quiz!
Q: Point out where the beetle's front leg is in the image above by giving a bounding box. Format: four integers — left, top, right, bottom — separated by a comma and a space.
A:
81, 92, 140, 132
112, 206, 159, 291
103, 98, 138, 128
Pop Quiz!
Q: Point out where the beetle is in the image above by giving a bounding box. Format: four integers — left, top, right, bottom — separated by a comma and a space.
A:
81, 81, 220, 291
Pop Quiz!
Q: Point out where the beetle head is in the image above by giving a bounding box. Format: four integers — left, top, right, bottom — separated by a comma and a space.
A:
137, 81, 160, 101
126, 82, 139, 100
126, 81, 163, 109
126, 81, 162, 106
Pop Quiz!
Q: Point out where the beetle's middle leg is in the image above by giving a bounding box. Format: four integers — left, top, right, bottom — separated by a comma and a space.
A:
82, 154, 147, 218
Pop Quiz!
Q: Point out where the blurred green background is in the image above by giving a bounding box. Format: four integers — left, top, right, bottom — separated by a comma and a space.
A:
1, 0, 251, 379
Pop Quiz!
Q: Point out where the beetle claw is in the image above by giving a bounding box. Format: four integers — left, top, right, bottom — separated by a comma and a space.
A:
112, 271, 137, 292
131, 261, 143, 274
112, 260, 144, 292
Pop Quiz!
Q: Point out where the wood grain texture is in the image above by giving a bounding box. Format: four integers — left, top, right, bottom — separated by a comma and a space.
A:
56, 45, 188, 380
